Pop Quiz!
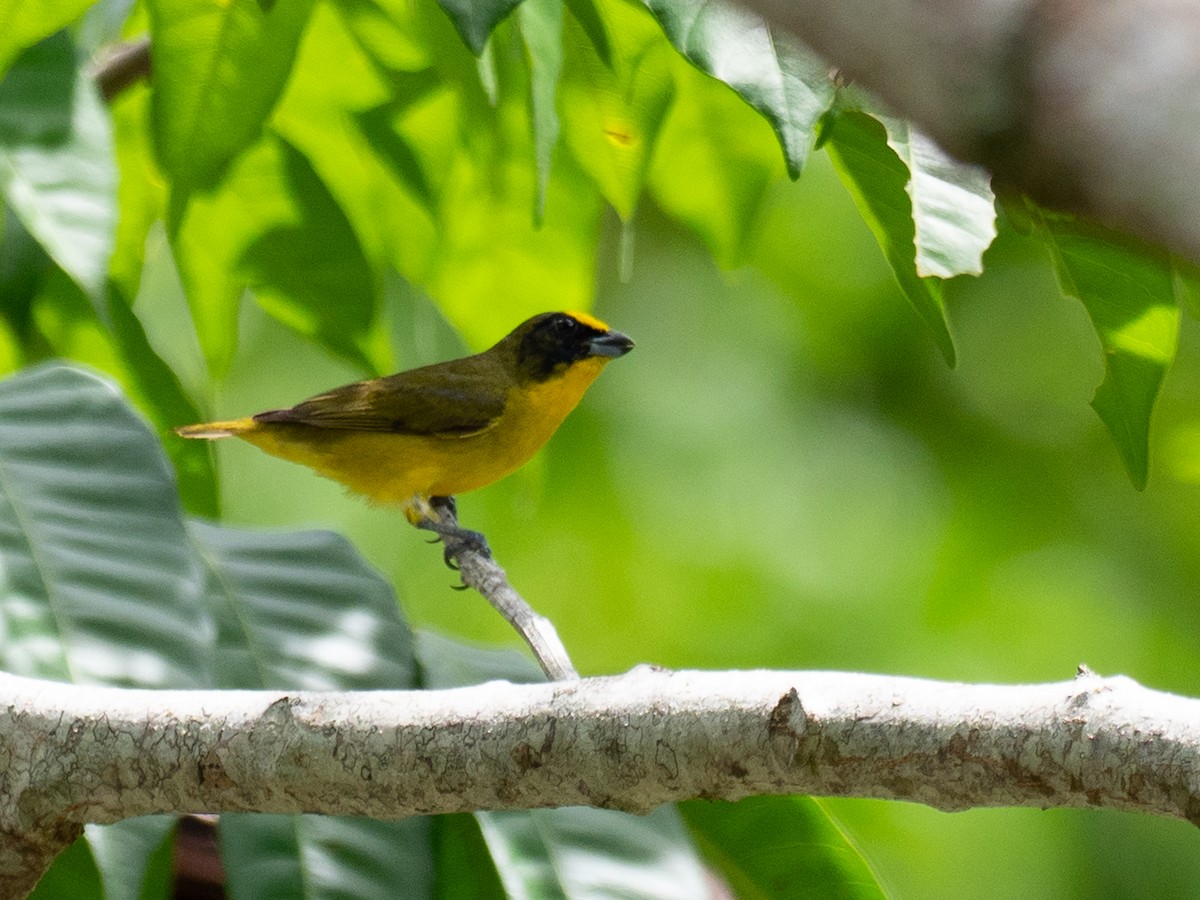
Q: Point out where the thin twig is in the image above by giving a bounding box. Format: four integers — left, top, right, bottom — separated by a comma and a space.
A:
90, 37, 152, 103
435, 510, 579, 682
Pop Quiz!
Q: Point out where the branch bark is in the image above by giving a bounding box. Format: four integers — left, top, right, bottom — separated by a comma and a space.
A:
736, 0, 1200, 264
4, 666, 1200, 895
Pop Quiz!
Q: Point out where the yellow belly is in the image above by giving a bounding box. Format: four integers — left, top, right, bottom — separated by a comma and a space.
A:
237, 356, 608, 507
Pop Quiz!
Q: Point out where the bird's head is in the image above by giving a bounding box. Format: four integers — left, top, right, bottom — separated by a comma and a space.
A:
505, 311, 634, 382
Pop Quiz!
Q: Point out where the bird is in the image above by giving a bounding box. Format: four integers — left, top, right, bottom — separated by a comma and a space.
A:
176, 311, 634, 556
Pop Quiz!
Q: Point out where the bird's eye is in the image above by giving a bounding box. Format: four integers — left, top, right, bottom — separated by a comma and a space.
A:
553, 315, 577, 334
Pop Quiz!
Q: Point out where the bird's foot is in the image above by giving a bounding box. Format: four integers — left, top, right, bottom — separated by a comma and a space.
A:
413, 495, 492, 569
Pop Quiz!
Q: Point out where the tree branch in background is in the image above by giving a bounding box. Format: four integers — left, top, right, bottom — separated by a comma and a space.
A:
434, 501, 580, 681
90, 36, 151, 103
4, 666, 1200, 896
737, 0, 1200, 265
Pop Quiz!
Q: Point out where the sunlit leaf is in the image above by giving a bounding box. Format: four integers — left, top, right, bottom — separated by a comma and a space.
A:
147, 0, 317, 188
27, 835, 104, 900
823, 109, 955, 365
1029, 205, 1179, 488
0, 0, 96, 79
170, 132, 386, 375
0, 364, 210, 686
560, 0, 674, 221
643, 0, 833, 179
875, 114, 995, 278
681, 795, 886, 900
433, 814, 508, 900
0, 33, 116, 303
649, 55, 784, 267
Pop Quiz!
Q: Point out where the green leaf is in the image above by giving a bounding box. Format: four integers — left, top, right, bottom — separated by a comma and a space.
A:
559, 0, 675, 221
27, 835, 104, 900
0, 0, 96, 79
433, 814, 508, 900
681, 795, 886, 900
0, 33, 116, 303
416, 632, 709, 900
874, 115, 995, 278
824, 110, 956, 365
642, 0, 834, 179
170, 132, 386, 375
435, 0, 523, 55
190, 520, 417, 691
1028, 205, 1180, 489
0, 364, 210, 686
85, 816, 177, 900
147, 0, 317, 187
649, 53, 784, 267
518, 0, 564, 224
192, 520, 432, 899
219, 815, 435, 900
476, 806, 709, 900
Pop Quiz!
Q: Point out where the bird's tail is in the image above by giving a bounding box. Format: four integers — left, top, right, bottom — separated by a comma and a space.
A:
174, 418, 256, 439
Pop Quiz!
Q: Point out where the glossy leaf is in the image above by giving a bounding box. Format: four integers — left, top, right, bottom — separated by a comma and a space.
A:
681, 795, 886, 900
417, 631, 710, 900
0, 0, 96, 79
192, 520, 432, 900
147, 0, 317, 187
824, 110, 955, 365
876, 114, 995, 278
0, 364, 209, 686
0, 33, 116, 303
643, 0, 833, 179
1030, 206, 1180, 488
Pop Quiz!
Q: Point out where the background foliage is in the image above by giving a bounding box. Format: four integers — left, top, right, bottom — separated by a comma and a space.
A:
2, 0, 1200, 896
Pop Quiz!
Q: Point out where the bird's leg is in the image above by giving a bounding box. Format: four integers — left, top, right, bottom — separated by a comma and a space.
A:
409, 495, 491, 568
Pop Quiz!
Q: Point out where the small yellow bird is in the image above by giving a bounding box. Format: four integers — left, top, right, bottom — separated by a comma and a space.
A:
177, 311, 633, 553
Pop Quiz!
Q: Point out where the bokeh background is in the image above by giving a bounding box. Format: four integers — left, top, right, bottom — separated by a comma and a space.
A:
129, 148, 1200, 897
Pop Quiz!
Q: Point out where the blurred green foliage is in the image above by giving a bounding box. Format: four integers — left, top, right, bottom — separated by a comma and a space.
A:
2, 0, 1200, 896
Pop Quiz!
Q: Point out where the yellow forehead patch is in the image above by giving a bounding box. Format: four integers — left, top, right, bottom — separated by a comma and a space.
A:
565, 310, 609, 332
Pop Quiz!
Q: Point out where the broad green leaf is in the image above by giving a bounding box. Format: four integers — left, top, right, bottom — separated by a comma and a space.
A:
27, 835, 104, 900
85, 816, 176, 900
417, 632, 710, 900
642, 0, 834, 179
147, 0, 317, 188
824, 110, 956, 365
1029, 206, 1179, 489
0, 33, 116, 303
875, 115, 995, 278
559, 0, 675, 221
434, 814, 508, 900
0, 0, 96, 79
0, 364, 210, 686
518, 0, 564, 224
219, 815, 435, 900
170, 132, 386, 375
0, 206, 50, 348
272, 1, 438, 283
649, 54, 784, 267
435, 0, 523, 55
681, 795, 886, 900
190, 520, 417, 691
192, 521, 432, 900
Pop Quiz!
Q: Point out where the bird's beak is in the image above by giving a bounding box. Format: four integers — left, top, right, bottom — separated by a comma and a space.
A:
589, 330, 635, 358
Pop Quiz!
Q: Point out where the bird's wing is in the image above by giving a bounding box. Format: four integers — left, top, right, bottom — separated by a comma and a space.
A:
253, 363, 508, 437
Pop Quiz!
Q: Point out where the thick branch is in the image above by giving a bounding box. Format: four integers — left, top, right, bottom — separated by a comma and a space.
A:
738, 0, 1200, 264
4, 667, 1200, 894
